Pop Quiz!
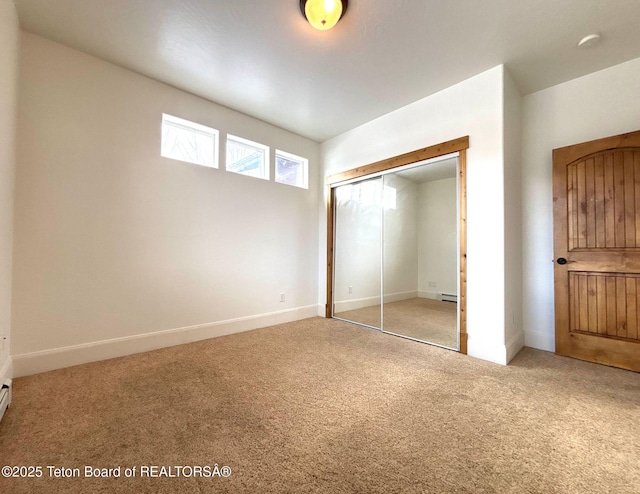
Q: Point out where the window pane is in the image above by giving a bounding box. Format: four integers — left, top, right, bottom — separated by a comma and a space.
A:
275, 150, 308, 189
161, 114, 218, 168
226, 135, 269, 180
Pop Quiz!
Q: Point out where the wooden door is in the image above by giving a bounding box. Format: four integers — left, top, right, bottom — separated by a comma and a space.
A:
553, 130, 640, 371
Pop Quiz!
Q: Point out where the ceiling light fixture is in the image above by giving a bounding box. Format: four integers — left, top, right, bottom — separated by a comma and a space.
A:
578, 33, 601, 48
300, 0, 348, 31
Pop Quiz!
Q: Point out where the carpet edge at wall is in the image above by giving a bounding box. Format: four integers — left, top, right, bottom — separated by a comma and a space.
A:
11, 305, 322, 377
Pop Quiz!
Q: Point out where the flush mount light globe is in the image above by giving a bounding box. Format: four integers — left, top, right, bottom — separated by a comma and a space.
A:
578, 33, 602, 48
300, 0, 348, 30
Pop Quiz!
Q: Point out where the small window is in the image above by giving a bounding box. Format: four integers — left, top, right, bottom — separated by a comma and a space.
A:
275, 150, 308, 189
226, 134, 269, 180
161, 114, 218, 168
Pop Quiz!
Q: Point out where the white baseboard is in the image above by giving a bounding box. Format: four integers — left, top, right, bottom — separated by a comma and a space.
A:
333, 295, 381, 313
334, 290, 418, 313
384, 290, 418, 303
418, 291, 440, 300
524, 329, 555, 352
12, 305, 321, 378
468, 337, 508, 365
468, 330, 525, 365
506, 331, 525, 363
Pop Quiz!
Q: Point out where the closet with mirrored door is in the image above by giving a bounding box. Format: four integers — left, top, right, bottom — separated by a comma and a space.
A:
327, 138, 468, 352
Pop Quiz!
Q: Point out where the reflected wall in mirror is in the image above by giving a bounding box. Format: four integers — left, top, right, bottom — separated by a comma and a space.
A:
332, 156, 459, 349
333, 177, 382, 329
383, 158, 458, 349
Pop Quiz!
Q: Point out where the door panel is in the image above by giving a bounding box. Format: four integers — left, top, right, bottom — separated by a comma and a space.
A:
332, 178, 383, 329
567, 151, 640, 250
382, 172, 419, 339
381, 164, 459, 349
568, 272, 640, 340
553, 130, 640, 371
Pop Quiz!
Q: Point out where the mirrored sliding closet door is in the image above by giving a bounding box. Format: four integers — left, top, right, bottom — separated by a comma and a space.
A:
332, 156, 460, 350
333, 177, 383, 330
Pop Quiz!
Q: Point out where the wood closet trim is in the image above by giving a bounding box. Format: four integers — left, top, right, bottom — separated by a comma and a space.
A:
325, 136, 469, 185
325, 136, 469, 354
458, 148, 468, 354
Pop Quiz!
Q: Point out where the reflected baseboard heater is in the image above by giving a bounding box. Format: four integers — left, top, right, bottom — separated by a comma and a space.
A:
441, 293, 457, 303
0, 379, 11, 423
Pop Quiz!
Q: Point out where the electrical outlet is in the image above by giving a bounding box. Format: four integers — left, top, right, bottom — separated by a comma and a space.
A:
348, 286, 353, 294
428, 281, 437, 287
280, 293, 285, 302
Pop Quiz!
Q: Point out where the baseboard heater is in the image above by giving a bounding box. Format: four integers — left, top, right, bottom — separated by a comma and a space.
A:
0, 379, 11, 423
442, 293, 457, 303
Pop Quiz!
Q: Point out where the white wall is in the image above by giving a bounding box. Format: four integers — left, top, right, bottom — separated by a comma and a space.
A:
417, 178, 457, 299
383, 174, 418, 300
0, 1, 19, 383
503, 69, 524, 361
12, 33, 321, 376
321, 66, 512, 364
333, 180, 383, 312
522, 56, 640, 351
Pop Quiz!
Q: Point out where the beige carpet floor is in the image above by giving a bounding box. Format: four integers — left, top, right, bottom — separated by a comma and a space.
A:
335, 297, 458, 348
0, 317, 638, 493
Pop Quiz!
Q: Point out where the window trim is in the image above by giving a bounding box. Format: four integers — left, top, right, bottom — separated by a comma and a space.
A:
161, 113, 219, 169
225, 134, 270, 181
275, 149, 309, 189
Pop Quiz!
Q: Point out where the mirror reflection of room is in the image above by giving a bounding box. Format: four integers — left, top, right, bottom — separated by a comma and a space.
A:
333, 157, 459, 349
333, 177, 383, 329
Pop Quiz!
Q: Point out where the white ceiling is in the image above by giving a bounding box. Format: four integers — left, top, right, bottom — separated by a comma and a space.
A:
15, 0, 640, 142
396, 157, 457, 184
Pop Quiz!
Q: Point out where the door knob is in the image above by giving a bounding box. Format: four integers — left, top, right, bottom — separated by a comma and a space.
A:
556, 257, 568, 265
